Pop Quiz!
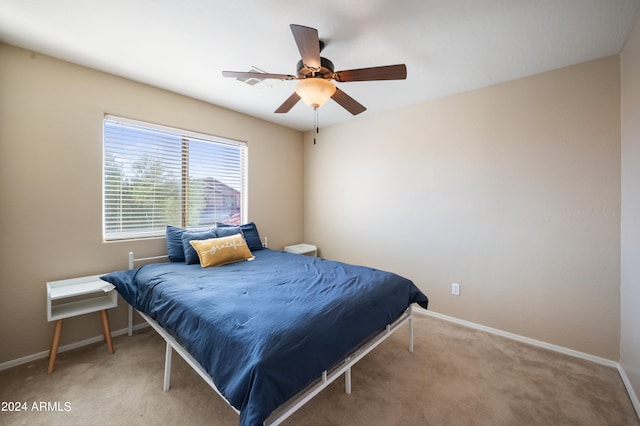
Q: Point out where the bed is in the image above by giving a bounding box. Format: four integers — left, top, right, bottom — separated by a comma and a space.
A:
101, 224, 428, 425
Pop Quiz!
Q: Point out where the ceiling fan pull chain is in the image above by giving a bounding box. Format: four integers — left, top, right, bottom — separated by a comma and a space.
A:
314, 108, 319, 145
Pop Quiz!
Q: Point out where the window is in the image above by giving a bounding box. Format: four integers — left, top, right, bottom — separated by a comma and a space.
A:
103, 115, 247, 241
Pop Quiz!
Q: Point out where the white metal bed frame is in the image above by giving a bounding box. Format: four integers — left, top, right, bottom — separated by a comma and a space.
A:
125, 251, 415, 425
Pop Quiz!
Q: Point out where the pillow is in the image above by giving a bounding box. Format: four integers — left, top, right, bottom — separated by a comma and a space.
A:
181, 229, 217, 264
166, 225, 187, 262
217, 222, 263, 251
215, 225, 241, 238
189, 234, 254, 268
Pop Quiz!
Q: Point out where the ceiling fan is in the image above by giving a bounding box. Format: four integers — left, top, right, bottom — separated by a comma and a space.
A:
222, 24, 407, 116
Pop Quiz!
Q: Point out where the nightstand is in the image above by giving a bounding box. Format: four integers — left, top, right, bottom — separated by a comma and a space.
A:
284, 243, 318, 257
46, 275, 117, 374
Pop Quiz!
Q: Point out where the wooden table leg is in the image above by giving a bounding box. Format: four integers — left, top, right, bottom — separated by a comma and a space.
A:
47, 319, 64, 375
100, 310, 115, 354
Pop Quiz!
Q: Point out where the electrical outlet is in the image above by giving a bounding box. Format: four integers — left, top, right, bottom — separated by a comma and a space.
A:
452, 283, 460, 296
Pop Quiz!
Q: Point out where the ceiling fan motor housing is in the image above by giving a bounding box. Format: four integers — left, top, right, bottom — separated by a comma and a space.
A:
297, 57, 334, 79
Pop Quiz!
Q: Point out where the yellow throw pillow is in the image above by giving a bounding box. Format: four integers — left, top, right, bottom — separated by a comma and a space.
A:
189, 234, 254, 268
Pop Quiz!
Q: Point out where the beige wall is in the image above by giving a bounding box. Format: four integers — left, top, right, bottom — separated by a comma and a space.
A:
304, 56, 621, 360
0, 43, 304, 363
0, 39, 625, 366
621, 15, 640, 400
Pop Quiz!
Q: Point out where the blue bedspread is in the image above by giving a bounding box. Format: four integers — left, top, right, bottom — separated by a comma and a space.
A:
102, 249, 428, 425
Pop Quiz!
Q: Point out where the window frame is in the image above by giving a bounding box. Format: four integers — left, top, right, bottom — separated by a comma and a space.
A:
102, 114, 248, 241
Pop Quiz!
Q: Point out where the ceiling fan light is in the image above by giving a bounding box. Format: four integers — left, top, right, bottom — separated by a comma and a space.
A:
295, 78, 336, 109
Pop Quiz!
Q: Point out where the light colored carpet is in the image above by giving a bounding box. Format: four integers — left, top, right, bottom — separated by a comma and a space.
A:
0, 314, 638, 425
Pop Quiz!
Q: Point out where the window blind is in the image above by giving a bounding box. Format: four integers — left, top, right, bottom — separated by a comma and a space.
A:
103, 115, 247, 241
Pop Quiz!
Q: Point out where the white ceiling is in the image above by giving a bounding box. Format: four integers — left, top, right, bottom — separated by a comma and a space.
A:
1, 0, 639, 131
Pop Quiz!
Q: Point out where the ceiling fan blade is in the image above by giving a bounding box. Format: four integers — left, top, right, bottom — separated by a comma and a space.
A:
274, 92, 301, 113
331, 87, 366, 115
222, 71, 296, 80
290, 24, 321, 69
333, 64, 407, 82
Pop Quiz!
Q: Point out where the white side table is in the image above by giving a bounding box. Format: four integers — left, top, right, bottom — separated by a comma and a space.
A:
46, 275, 117, 374
284, 243, 318, 257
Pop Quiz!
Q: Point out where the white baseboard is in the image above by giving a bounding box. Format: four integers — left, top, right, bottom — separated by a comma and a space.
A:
618, 363, 640, 419
415, 308, 616, 366
0, 322, 150, 372
415, 308, 640, 419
